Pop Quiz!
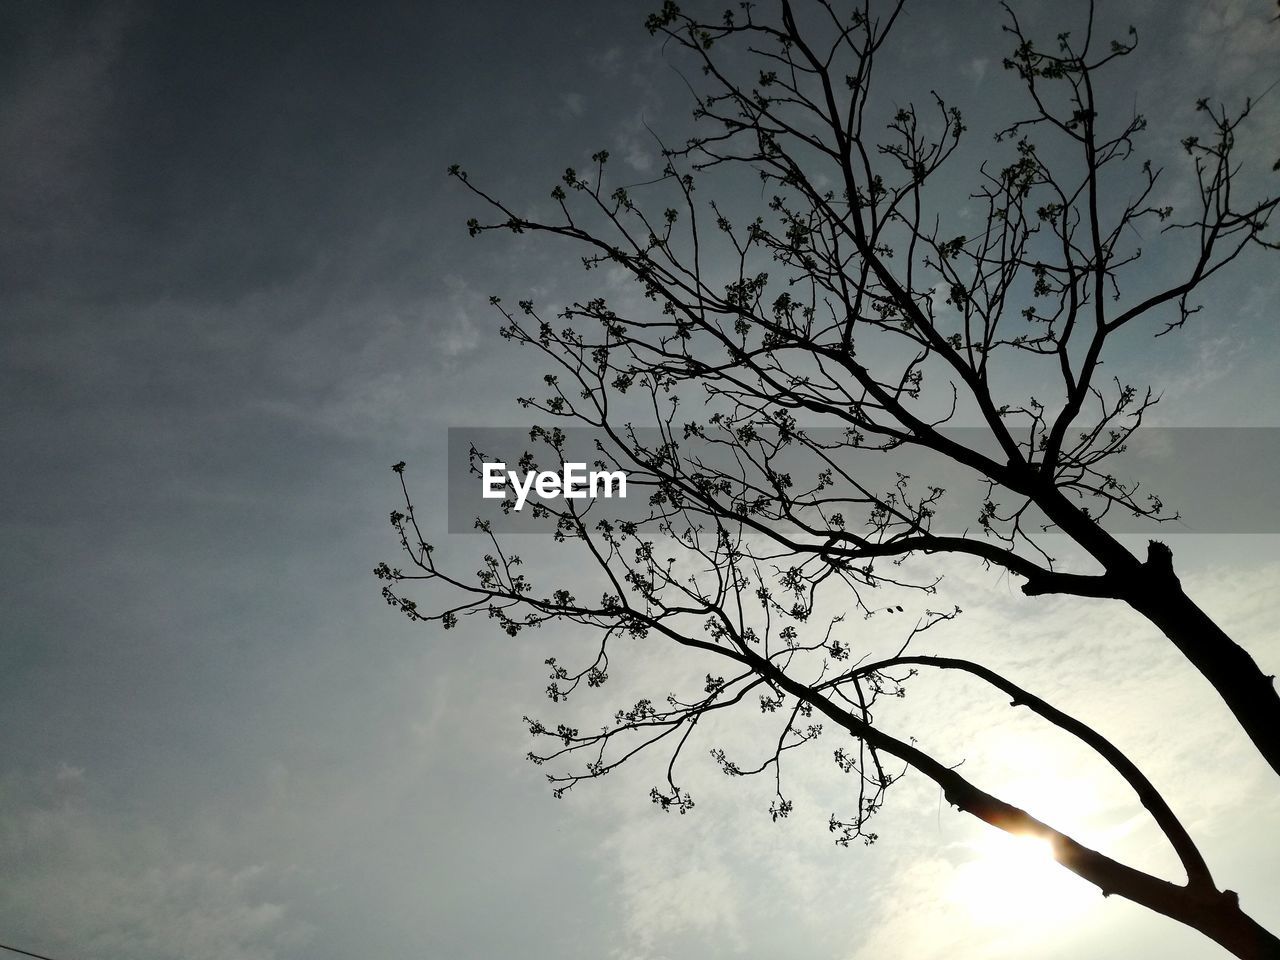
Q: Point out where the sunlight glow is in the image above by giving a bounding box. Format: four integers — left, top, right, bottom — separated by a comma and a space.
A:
948, 832, 1092, 926
947, 776, 1105, 928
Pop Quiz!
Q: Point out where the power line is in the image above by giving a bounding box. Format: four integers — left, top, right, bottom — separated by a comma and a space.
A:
0, 942, 76, 960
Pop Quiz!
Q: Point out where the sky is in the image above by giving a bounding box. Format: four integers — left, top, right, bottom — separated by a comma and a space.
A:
1, 1, 1279, 959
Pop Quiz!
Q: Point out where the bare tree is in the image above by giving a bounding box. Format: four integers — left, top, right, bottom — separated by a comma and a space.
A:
379, 2, 1280, 956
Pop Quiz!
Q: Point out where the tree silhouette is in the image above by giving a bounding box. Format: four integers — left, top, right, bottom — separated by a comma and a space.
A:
379, 2, 1279, 955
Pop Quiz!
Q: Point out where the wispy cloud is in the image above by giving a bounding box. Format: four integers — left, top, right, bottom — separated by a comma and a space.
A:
0, 767, 309, 960
559, 92, 587, 119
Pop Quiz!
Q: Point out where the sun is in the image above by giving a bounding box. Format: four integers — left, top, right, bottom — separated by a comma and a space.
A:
946, 774, 1107, 928
948, 830, 1095, 926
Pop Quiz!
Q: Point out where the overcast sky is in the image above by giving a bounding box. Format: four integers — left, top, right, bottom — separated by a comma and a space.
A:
2, 2, 1279, 959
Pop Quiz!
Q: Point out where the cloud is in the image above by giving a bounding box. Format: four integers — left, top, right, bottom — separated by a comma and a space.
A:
559, 92, 587, 119
0, 2, 132, 230
593, 46, 625, 77
434, 274, 481, 358
961, 57, 990, 84
613, 111, 659, 174
0, 767, 309, 960
1183, 0, 1280, 91
244, 271, 486, 436
602, 816, 746, 957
